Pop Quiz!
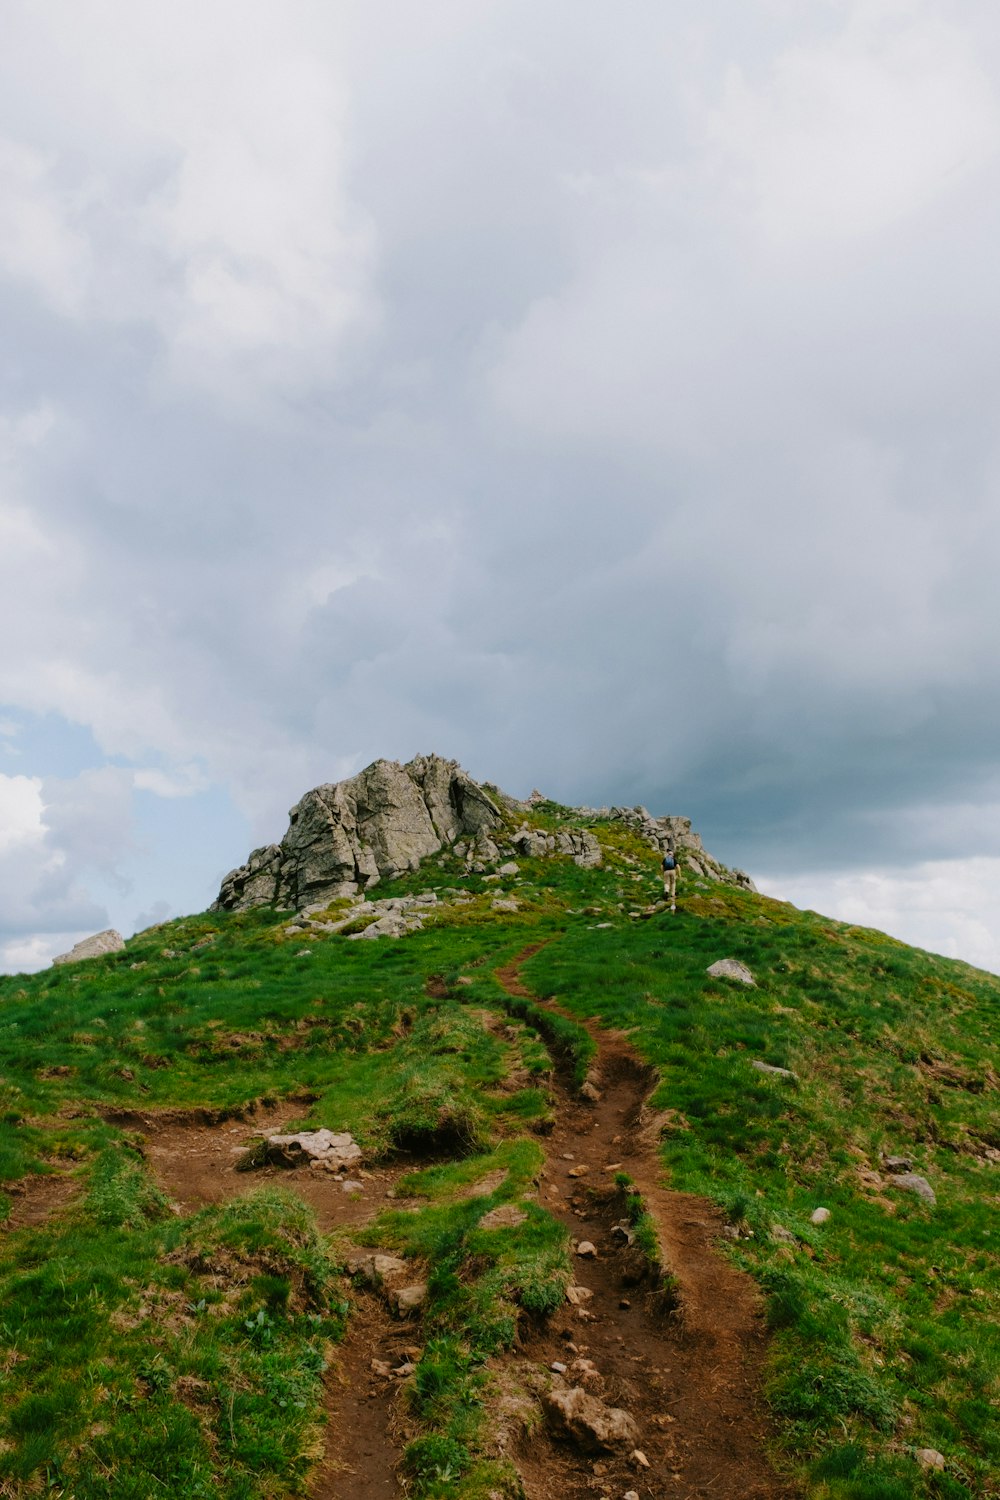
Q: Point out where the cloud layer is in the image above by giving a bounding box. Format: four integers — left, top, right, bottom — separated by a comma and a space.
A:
3, 1, 1000, 968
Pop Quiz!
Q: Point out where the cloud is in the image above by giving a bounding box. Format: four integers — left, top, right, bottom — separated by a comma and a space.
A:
2, 1, 1000, 969
759, 857, 1000, 977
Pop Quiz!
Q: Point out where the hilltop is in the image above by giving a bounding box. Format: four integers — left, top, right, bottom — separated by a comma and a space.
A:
0, 758, 996, 1500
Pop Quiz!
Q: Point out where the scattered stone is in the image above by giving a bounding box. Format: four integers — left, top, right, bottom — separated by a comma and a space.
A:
576, 1241, 597, 1258
619, 1298, 631, 1310
498, 862, 520, 877
491, 897, 520, 913
570, 1358, 603, 1391
567, 1165, 590, 1178
891, 1173, 936, 1205
810, 1207, 831, 1225
393, 1360, 417, 1377
543, 1384, 640, 1453
751, 1060, 797, 1080
392, 1283, 428, 1315
771, 1225, 798, 1245
53, 929, 126, 966
624, 1492, 640, 1500
580, 1081, 603, 1103
706, 958, 755, 985
263, 1129, 361, 1169
562, 1152, 575, 1160
371, 1359, 393, 1377
883, 1155, 914, 1174
914, 1448, 946, 1471
349, 1252, 408, 1285
631, 1449, 650, 1468
565, 1284, 593, 1305
550, 1361, 568, 1374
340, 1179, 363, 1193
480, 1203, 528, 1230
129, 961, 147, 970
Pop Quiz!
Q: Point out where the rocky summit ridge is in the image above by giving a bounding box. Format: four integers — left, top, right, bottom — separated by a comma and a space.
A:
212, 753, 754, 914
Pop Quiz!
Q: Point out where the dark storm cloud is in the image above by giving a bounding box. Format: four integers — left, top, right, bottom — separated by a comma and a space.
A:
3, 0, 1000, 977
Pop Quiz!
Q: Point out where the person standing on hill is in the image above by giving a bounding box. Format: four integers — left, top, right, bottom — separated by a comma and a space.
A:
661, 843, 678, 911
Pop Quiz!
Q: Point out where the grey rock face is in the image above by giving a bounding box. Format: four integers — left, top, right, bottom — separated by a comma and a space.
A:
214, 754, 504, 912
53, 929, 125, 966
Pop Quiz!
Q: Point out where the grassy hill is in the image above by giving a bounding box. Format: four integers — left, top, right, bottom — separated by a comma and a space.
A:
0, 803, 996, 1499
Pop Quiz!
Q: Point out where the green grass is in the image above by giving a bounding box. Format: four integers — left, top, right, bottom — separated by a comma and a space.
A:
0, 810, 996, 1495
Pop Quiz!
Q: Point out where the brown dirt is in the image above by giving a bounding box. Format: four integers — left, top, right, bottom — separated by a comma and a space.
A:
1, 1170, 78, 1231
309, 1292, 410, 1500
496, 946, 798, 1500
126, 1102, 410, 1233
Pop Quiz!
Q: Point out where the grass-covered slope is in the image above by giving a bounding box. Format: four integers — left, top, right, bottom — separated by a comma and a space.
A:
0, 808, 996, 1498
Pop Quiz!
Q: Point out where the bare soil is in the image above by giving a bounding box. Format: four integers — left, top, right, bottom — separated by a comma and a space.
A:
496, 947, 798, 1500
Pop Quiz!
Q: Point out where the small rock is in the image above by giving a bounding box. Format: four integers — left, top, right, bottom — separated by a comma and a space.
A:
480, 1203, 528, 1229
567, 1165, 590, 1178
883, 1155, 914, 1173
370, 1359, 393, 1377
350, 1252, 408, 1284
576, 1241, 597, 1258
619, 1298, 631, 1310
340, 1179, 363, 1193
53, 929, 126, 966
491, 898, 520, 912
543, 1385, 640, 1453
580, 1081, 603, 1103
393, 1283, 428, 1315
771, 1225, 797, 1245
565, 1284, 593, 1304
550, 1361, 568, 1374
631, 1449, 650, 1468
914, 1448, 945, 1471
751, 1060, 797, 1080
393, 1360, 416, 1377
810, 1207, 831, 1225
624, 1493, 640, 1500
706, 958, 755, 985
891, 1173, 936, 1205
498, 862, 520, 877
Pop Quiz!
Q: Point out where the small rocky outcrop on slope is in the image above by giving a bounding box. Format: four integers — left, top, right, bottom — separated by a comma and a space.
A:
214, 755, 504, 911
213, 752, 753, 913
53, 929, 125, 965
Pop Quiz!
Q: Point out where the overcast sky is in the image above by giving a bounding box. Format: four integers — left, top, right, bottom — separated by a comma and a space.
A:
3, 0, 1000, 974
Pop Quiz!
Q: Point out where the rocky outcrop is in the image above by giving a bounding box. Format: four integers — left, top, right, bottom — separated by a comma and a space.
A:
213, 753, 754, 914
214, 755, 504, 911
53, 929, 125, 966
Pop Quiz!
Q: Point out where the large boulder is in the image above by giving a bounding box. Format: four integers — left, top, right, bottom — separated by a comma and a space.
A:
213, 755, 504, 911
53, 929, 125, 966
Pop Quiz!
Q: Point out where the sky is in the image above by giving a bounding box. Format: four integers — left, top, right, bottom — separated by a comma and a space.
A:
3, 0, 1000, 974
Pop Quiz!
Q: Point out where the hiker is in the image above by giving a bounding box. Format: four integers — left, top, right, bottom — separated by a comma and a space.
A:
661, 844, 678, 911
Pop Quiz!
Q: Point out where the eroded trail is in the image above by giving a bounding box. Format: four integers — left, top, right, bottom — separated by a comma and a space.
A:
496, 947, 797, 1500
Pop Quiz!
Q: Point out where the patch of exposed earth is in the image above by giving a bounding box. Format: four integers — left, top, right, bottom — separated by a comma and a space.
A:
495, 947, 798, 1500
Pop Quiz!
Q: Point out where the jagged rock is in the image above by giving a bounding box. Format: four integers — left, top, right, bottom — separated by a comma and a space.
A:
707, 958, 756, 985
262, 1129, 361, 1169
491, 897, 519, 912
543, 1383, 640, 1453
883, 1155, 914, 1173
891, 1173, 936, 1205
53, 929, 125, 966
564, 1284, 593, 1305
555, 830, 603, 868
213, 755, 504, 912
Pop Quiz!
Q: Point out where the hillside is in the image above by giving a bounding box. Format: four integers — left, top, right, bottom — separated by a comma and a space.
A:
0, 761, 996, 1500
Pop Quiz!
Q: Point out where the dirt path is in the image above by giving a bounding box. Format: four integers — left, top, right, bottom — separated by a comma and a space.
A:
496, 947, 798, 1500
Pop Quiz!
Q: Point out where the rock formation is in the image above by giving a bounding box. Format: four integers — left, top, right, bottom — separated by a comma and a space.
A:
213, 752, 753, 914
53, 929, 125, 965
214, 755, 504, 912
